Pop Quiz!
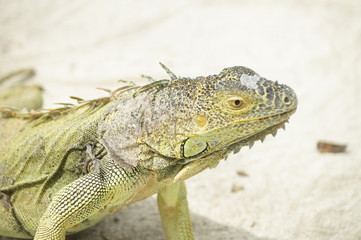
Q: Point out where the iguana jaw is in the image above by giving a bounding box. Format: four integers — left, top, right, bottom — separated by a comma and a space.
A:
253, 109, 295, 122
172, 108, 296, 182
228, 108, 297, 153
178, 106, 296, 166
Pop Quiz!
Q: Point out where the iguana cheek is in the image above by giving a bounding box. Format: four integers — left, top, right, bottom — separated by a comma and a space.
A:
183, 137, 207, 157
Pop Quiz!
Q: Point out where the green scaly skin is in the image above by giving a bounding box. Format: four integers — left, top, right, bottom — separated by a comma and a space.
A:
0, 64, 297, 240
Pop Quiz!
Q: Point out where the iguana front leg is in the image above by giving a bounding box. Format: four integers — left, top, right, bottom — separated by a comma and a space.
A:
157, 181, 194, 240
34, 160, 139, 240
34, 172, 109, 240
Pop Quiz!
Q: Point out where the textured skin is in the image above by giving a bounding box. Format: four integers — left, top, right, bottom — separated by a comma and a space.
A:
0, 64, 297, 240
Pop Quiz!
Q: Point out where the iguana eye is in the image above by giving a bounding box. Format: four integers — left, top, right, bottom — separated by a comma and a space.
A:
227, 96, 245, 109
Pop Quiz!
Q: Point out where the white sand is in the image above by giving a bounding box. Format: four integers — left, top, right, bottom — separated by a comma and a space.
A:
1, 1, 360, 239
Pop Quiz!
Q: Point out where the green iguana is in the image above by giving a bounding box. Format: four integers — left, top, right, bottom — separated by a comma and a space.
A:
0, 64, 297, 240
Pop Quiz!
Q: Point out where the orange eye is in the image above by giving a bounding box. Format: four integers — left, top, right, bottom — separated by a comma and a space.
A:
227, 96, 245, 109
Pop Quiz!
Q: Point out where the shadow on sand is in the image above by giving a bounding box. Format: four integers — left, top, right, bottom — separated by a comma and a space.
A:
1, 197, 274, 240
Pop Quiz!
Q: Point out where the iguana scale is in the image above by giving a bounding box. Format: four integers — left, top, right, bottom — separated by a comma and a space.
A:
0, 64, 297, 240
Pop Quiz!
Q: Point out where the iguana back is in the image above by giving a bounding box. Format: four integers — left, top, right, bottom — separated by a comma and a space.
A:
0, 103, 109, 237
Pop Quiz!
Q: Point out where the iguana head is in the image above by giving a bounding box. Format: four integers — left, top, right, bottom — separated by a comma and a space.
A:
139, 66, 297, 165
100, 65, 297, 172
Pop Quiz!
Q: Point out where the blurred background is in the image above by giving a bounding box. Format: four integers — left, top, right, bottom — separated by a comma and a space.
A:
1, 1, 360, 239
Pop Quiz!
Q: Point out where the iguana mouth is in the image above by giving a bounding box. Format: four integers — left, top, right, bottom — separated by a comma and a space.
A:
228, 107, 297, 154
180, 107, 297, 164
245, 107, 297, 122
257, 110, 294, 121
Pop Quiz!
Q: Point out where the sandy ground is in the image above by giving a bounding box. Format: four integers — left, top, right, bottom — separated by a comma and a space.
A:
1, 0, 361, 239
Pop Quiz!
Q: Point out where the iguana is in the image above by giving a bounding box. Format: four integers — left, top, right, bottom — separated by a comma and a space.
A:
0, 64, 297, 240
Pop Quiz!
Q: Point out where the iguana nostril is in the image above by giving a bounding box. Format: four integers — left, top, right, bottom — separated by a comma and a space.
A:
283, 96, 291, 105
